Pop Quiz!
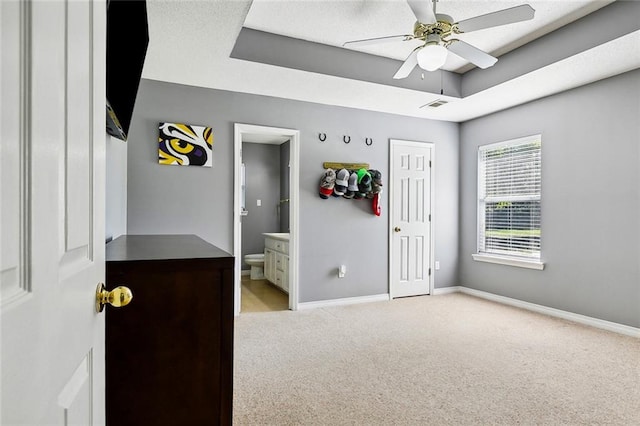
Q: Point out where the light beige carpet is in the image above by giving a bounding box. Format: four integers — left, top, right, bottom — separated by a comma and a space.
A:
233, 293, 640, 425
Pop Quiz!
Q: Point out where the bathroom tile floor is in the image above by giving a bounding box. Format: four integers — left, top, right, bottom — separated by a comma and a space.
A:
241, 276, 288, 313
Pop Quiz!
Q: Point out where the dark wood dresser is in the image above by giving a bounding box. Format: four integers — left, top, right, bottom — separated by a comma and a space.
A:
105, 234, 234, 425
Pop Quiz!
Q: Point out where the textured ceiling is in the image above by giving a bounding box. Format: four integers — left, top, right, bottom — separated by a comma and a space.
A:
142, 0, 640, 122
244, 0, 614, 73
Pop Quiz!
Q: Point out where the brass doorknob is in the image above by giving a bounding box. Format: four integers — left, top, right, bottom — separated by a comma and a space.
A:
96, 283, 133, 313
394, 227, 401, 232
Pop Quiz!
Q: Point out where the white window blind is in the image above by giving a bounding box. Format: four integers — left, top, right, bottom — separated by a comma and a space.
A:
478, 136, 541, 259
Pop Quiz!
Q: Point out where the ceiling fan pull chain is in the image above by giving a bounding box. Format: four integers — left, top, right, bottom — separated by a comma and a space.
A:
343, 135, 351, 144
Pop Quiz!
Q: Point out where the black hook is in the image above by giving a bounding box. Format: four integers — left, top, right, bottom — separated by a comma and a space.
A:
365, 138, 373, 146
343, 135, 351, 144
319, 133, 327, 142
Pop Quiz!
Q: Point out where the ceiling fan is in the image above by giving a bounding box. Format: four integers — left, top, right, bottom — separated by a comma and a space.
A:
343, 0, 535, 79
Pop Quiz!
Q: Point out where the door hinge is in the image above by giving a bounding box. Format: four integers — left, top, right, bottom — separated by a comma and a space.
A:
428, 268, 431, 276
429, 214, 431, 222
429, 160, 432, 167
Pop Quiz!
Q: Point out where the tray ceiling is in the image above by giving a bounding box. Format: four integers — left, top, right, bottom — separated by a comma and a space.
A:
142, 0, 640, 122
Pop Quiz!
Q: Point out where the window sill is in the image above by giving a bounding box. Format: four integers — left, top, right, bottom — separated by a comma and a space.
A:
472, 254, 545, 270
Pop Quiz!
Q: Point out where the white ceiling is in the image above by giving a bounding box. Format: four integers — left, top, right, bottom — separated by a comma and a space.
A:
244, 0, 613, 73
142, 0, 640, 122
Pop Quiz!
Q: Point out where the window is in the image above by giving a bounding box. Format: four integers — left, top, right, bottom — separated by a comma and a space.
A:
474, 135, 543, 269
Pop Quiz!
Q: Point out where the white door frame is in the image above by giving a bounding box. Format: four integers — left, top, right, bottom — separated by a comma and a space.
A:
388, 139, 435, 298
233, 123, 300, 315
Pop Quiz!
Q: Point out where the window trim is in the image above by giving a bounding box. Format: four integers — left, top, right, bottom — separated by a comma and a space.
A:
472, 253, 544, 270
474, 134, 544, 270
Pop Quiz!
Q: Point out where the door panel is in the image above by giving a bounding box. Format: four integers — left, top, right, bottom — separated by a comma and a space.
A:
390, 141, 433, 298
57, 352, 94, 425
1, 1, 106, 424
0, 0, 28, 305
62, 0, 95, 279
65, 0, 92, 253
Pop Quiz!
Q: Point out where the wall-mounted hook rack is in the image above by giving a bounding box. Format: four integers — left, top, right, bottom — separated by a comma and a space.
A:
318, 133, 327, 142
322, 162, 370, 170
365, 138, 373, 146
343, 135, 351, 144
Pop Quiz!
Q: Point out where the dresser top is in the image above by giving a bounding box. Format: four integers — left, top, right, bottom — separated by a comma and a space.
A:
106, 234, 233, 262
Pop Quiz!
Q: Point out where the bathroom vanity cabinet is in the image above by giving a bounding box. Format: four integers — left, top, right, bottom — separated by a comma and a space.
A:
105, 234, 234, 426
263, 233, 289, 293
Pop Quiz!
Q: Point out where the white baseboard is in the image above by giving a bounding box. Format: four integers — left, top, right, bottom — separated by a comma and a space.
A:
298, 294, 390, 310
433, 286, 463, 295
433, 286, 639, 338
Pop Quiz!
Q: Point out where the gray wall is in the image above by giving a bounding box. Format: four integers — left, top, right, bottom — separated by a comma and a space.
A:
127, 79, 459, 303
105, 135, 127, 242
280, 140, 290, 232
241, 142, 281, 269
459, 69, 640, 328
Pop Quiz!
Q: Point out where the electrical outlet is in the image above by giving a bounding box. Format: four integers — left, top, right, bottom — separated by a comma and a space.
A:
435, 261, 440, 270
256, 199, 261, 206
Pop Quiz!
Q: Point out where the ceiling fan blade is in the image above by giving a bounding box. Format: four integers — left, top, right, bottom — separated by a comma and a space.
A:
393, 48, 419, 79
455, 4, 535, 33
446, 40, 497, 69
343, 35, 410, 48
407, 0, 437, 25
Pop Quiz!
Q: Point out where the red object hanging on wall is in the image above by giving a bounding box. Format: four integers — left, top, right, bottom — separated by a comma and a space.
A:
372, 193, 381, 216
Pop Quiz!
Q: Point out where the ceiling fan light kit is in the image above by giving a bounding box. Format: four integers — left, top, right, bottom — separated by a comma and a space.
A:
343, 0, 535, 77
417, 42, 448, 72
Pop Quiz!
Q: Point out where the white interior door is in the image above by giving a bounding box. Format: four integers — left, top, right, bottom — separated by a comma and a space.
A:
1, 1, 106, 424
390, 140, 434, 298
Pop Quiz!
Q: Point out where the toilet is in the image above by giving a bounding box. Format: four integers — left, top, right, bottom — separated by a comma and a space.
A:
244, 253, 265, 280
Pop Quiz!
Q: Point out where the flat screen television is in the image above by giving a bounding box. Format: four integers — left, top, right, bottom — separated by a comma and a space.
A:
106, 0, 149, 141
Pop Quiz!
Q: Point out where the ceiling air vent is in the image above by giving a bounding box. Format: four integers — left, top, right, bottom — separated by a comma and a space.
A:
420, 99, 449, 109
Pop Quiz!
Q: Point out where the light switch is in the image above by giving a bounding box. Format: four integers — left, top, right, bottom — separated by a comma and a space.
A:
338, 265, 346, 278
256, 199, 261, 206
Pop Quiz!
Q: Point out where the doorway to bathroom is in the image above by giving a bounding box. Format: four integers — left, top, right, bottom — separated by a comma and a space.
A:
233, 124, 300, 315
